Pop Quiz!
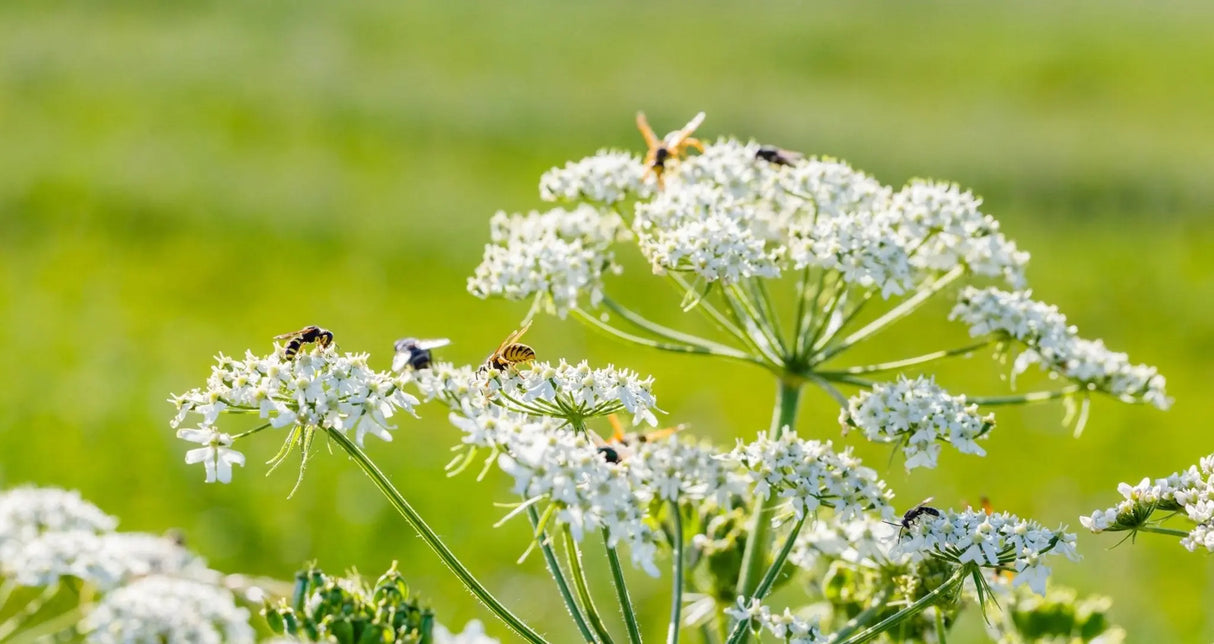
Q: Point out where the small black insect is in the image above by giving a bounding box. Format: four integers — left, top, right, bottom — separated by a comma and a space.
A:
755, 144, 804, 167
887, 497, 941, 537
597, 445, 622, 465
275, 325, 334, 360
392, 337, 451, 371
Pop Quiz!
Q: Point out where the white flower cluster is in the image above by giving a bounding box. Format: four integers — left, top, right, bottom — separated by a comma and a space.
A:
893, 508, 1079, 595
8, 531, 205, 591
725, 430, 894, 521
634, 183, 784, 283
0, 486, 117, 562
497, 422, 661, 576
840, 376, 994, 471
788, 211, 914, 299
628, 435, 749, 506
726, 598, 827, 644
468, 206, 626, 318
789, 514, 908, 572
483, 359, 659, 427
82, 575, 254, 644
169, 347, 419, 483
951, 287, 1170, 409
889, 180, 1029, 287
539, 150, 653, 205
1080, 454, 1214, 553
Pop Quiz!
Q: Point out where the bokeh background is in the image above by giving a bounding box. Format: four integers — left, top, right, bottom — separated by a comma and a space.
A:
2, 1, 1212, 640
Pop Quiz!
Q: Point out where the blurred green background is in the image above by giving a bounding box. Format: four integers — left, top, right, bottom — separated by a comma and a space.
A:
1, 1, 1212, 640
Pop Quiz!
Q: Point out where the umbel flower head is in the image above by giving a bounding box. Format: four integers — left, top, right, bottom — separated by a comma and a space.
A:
480, 359, 659, 428
1081, 453, 1214, 553
951, 286, 1170, 409
81, 575, 254, 644
893, 507, 1079, 595
169, 343, 419, 483
725, 597, 827, 644
0, 486, 117, 560
840, 375, 995, 471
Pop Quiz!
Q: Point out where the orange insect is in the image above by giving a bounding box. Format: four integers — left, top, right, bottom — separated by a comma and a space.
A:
636, 111, 706, 188
594, 414, 685, 464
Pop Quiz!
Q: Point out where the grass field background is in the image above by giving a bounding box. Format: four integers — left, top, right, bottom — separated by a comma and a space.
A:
1, 1, 1212, 640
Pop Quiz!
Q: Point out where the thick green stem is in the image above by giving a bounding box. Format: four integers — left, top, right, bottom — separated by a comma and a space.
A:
564, 528, 616, 644
724, 515, 807, 644
0, 585, 58, 641
838, 565, 969, 644
1137, 525, 1191, 538
602, 530, 643, 644
733, 380, 802, 636
668, 502, 685, 644
935, 607, 948, 644
326, 429, 547, 644
530, 506, 596, 643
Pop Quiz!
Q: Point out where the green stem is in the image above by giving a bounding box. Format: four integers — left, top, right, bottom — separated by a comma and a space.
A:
6, 603, 88, 644
970, 385, 1081, 406
572, 307, 761, 366
935, 607, 948, 644
806, 279, 848, 352
325, 429, 547, 644
231, 422, 272, 440
725, 283, 785, 361
602, 530, 643, 644
670, 274, 778, 365
668, 502, 685, 644
1137, 525, 1191, 538
565, 527, 616, 644
0, 585, 58, 641
733, 381, 802, 634
749, 278, 788, 355
601, 296, 745, 357
530, 506, 596, 643
724, 515, 807, 644
816, 266, 965, 363
817, 341, 992, 376
792, 267, 813, 358
838, 565, 969, 644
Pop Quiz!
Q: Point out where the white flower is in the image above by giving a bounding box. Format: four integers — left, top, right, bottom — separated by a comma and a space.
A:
725, 429, 894, 521
539, 149, 652, 204
1083, 455, 1214, 554
788, 210, 914, 299
170, 346, 419, 482
178, 428, 245, 484
841, 376, 995, 470
726, 597, 827, 643
890, 180, 1029, 287
951, 287, 1170, 409
790, 514, 909, 572
893, 507, 1079, 596
483, 359, 659, 427
628, 434, 748, 505
468, 206, 626, 317
0, 486, 117, 564
3, 530, 203, 591
82, 575, 254, 643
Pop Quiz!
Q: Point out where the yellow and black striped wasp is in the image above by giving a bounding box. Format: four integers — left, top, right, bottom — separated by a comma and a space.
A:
594, 414, 685, 465
478, 321, 536, 374
392, 337, 451, 371
274, 325, 334, 360
636, 111, 706, 188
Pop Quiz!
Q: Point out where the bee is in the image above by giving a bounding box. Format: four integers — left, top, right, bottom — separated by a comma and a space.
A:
274, 325, 334, 360
478, 322, 536, 374
636, 111, 707, 187
595, 414, 685, 464
755, 144, 804, 167
887, 497, 941, 537
392, 337, 452, 371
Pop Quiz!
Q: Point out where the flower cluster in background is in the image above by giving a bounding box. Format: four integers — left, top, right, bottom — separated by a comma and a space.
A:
1082, 453, 1214, 552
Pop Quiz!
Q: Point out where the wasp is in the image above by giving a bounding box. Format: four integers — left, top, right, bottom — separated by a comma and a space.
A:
274, 325, 334, 360
478, 321, 536, 374
755, 144, 804, 167
886, 497, 941, 537
392, 337, 452, 371
636, 111, 706, 187
594, 414, 685, 464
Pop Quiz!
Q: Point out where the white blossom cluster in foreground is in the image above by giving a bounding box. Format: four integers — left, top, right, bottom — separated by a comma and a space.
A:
483, 359, 659, 427
0, 486, 253, 643
1081, 453, 1214, 552
893, 508, 1079, 595
951, 287, 1170, 409
841, 375, 994, 471
169, 346, 419, 482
